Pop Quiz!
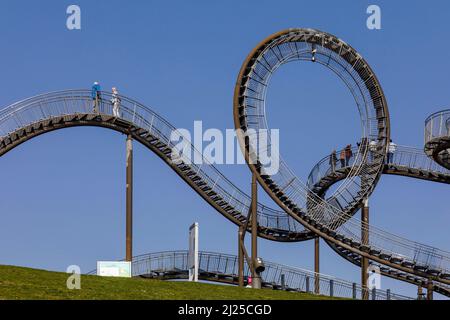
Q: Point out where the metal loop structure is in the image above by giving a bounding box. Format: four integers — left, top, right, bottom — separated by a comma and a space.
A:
234, 28, 389, 225
425, 110, 450, 169
234, 28, 450, 285
88, 250, 413, 300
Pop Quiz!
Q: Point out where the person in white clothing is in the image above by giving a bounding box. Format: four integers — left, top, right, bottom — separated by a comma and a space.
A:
387, 139, 397, 163
111, 87, 121, 118
369, 140, 377, 162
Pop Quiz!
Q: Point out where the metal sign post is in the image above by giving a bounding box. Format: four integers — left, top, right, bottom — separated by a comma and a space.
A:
188, 222, 199, 282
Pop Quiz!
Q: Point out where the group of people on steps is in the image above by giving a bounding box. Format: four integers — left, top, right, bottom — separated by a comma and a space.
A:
329, 139, 397, 174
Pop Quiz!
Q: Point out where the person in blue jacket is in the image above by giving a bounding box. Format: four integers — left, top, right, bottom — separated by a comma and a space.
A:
91, 82, 101, 113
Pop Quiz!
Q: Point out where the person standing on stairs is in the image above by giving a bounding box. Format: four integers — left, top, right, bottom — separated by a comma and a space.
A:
91, 81, 102, 114
369, 140, 377, 162
330, 150, 337, 174
340, 148, 346, 168
344, 144, 353, 167
387, 139, 397, 164
111, 87, 121, 117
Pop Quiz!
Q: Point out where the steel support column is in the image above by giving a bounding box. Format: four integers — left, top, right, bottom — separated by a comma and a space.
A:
238, 225, 244, 287
361, 198, 369, 300
314, 237, 320, 294
126, 134, 133, 262
427, 278, 434, 300
251, 173, 261, 289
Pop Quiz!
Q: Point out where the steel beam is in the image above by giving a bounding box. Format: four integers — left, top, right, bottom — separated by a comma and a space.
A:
427, 278, 434, 300
251, 173, 261, 289
361, 198, 369, 300
238, 225, 244, 287
126, 134, 133, 262
314, 237, 320, 294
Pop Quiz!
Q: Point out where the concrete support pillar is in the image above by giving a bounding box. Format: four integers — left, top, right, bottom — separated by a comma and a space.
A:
126, 134, 133, 262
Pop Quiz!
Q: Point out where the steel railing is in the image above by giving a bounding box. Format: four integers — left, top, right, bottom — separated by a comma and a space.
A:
88, 250, 414, 300
425, 109, 450, 144
307, 145, 449, 190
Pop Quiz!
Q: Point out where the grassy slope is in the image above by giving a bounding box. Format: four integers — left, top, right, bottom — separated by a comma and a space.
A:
0, 265, 339, 300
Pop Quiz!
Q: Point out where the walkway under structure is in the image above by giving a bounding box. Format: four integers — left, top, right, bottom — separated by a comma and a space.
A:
87, 250, 413, 300
0, 29, 449, 299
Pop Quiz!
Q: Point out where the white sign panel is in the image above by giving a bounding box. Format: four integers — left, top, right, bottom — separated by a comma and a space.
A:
97, 261, 132, 278
188, 222, 199, 282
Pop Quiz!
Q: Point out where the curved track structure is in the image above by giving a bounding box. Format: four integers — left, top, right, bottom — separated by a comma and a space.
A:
0, 30, 449, 298
0, 90, 315, 242
88, 250, 412, 300
234, 28, 450, 286
1, 90, 450, 296
425, 110, 450, 169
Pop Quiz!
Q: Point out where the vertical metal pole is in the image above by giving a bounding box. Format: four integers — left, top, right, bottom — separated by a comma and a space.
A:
352, 283, 357, 299
281, 274, 286, 290
314, 237, 320, 294
361, 198, 369, 300
126, 134, 133, 262
188, 223, 199, 282
386, 289, 391, 300
251, 173, 261, 289
238, 225, 244, 287
427, 278, 433, 300
330, 279, 334, 297
306, 276, 310, 293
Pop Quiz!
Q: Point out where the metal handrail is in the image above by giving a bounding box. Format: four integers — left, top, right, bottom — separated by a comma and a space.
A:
307, 145, 450, 190
424, 110, 450, 144
88, 250, 414, 300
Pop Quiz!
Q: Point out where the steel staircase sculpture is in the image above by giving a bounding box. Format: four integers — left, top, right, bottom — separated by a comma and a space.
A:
0, 29, 449, 298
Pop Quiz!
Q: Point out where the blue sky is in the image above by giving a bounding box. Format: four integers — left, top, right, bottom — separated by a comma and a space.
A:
0, 0, 449, 298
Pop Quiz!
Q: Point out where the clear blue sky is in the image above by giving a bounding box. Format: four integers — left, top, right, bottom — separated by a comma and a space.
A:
0, 0, 449, 298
